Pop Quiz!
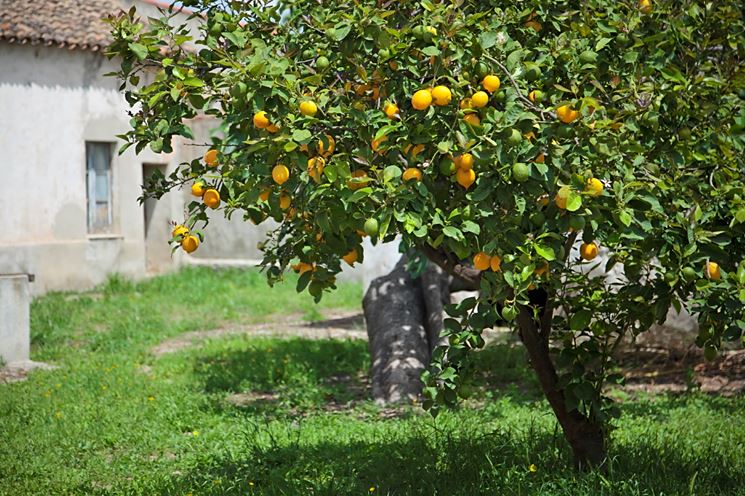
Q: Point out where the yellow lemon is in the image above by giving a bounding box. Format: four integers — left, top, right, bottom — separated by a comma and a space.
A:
342, 249, 359, 266
172, 224, 189, 238
279, 193, 291, 210
384, 102, 400, 119
556, 105, 580, 124
471, 91, 489, 108
253, 111, 270, 129
272, 164, 290, 185
705, 261, 721, 280
411, 89, 433, 110
482, 75, 501, 93
299, 100, 318, 117
203, 188, 221, 209
191, 182, 205, 197
454, 153, 474, 171
473, 252, 491, 271
204, 149, 218, 166
585, 178, 603, 197
456, 168, 476, 189
402, 168, 423, 182
181, 235, 199, 253
490, 255, 502, 272
463, 113, 481, 126
580, 242, 599, 261
431, 85, 452, 106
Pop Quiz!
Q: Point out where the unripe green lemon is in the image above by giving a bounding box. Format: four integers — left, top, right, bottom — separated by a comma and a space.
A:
364, 218, 379, 237
512, 162, 530, 182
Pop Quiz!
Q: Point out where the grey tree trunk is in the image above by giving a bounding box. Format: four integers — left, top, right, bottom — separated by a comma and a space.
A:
362, 256, 451, 404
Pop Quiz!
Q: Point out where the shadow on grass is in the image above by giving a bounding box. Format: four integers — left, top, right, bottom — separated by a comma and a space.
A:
192, 338, 371, 414
143, 411, 743, 496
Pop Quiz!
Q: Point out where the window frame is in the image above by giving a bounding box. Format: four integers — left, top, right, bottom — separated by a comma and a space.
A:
85, 141, 115, 234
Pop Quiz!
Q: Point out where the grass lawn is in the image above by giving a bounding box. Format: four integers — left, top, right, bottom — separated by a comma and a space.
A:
1, 267, 744, 495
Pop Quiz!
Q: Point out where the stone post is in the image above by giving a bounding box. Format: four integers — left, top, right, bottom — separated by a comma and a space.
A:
0, 274, 33, 365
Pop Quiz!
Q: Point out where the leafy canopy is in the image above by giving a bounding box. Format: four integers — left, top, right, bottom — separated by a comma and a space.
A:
108, 0, 745, 418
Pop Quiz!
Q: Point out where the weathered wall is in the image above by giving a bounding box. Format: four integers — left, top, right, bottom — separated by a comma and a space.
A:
0, 42, 184, 293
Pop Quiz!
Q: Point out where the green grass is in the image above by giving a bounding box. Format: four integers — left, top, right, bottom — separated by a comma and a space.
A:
1, 267, 744, 495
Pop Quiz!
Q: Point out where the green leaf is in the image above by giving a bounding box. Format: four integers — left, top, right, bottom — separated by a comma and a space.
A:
618, 209, 633, 227
566, 191, 582, 212
535, 244, 556, 261
442, 226, 464, 241
291, 129, 312, 143
479, 31, 497, 49
182, 77, 204, 87
570, 310, 592, 331
128, 42, 148, 60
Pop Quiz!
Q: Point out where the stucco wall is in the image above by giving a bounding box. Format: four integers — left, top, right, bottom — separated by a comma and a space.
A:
0, 43, 185, 293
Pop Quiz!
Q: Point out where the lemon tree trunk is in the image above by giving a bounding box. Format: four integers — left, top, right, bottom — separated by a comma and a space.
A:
362, 256, 450, 404
516, 304, 606, 469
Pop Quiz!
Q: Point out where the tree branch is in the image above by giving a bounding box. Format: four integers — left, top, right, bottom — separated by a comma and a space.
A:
418, 244, 481, 291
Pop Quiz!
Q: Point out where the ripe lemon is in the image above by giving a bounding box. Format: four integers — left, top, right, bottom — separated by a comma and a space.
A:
535, 263, 549, 277
403, 143, 425, 160
181, 235, 199, 253
580, 242, 599, 261
402, 168, 423, 182
456, 168, 476, 189
411, 89, 433, 110
555, 186, 571, 209
203, 189, 221, 209
639, 0, 652, 14
585, 178, 604, 197
347, 170, 370, 190
556, 105, 580, 124
318, 134, 335, 157
191, 182, 205, 197
342, 249, 359, 266
172, 224, 189, 238
471, 91, 489, 108
454, 153, 474, 171
279, 193, 291, 210
253, 111, 270, 129
266, 124, 280, 133
272, 164, 290, 185
473, 252, 491, 271
293, 262, 314, 274
431, 85, 452, 106
705, 261, 721, 280
371, 135, 388, 153
490, 255, 502, 272
463, 113, 481, 126
460, 98, 473, 109
204, 149, 218, 166
307, 157, 326, 183
299, 100, 318, 117
384, 102, 399, 119
258, 188, 271, 202
482, 75, 501, 93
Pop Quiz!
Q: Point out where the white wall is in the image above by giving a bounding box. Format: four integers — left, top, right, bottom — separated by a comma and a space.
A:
0, 43, 184, 293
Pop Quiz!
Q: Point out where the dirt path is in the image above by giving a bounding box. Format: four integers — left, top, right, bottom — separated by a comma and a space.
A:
149, 310, 368, 357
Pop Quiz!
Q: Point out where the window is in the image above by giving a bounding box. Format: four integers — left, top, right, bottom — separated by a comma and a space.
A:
86, 142, 114, 233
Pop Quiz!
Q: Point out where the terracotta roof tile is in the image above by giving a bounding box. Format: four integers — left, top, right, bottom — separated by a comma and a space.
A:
0, 0, 124, 51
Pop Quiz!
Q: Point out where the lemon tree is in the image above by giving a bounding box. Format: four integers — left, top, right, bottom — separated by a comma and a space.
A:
107, 0, 745, 467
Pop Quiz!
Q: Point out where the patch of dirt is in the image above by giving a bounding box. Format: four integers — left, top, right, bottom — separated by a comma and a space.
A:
149, 310, 367, 357
0, 361, 58, 384
225, 391, 278, 407
617, 347, 745, 396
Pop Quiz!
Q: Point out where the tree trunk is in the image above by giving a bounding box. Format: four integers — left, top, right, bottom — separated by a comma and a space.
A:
516, 305, 606, 469
362, 256, 451, 404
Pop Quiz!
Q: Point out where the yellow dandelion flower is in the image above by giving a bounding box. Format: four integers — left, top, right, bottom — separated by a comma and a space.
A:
369, 487, 376, 493
148, 396, 156, 402
192, 430, 199, 437
529, 463, 537, 472
54, 411, 62, 419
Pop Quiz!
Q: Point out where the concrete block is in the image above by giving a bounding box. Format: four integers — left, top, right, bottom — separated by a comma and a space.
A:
0, 274, 32, 365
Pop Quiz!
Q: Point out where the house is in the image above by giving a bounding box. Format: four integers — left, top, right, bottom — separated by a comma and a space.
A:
0, 0, 280, 294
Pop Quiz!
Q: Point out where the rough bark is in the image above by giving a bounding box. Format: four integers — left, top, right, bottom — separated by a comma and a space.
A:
362, 256, 452, 404
516, 305, 606, 469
